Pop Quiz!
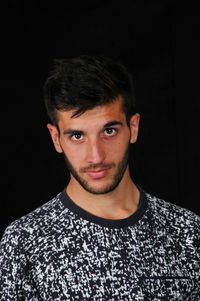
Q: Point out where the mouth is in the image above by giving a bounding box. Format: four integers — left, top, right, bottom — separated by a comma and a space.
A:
85, 168, 111, 179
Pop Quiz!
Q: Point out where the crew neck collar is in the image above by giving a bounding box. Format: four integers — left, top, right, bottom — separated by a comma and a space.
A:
60, 186, 148, 229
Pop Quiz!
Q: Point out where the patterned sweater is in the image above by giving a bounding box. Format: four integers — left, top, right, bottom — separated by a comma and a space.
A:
0, 188, 199, 300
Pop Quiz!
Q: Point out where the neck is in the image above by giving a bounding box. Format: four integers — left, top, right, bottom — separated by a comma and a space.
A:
66, 168, 140, 219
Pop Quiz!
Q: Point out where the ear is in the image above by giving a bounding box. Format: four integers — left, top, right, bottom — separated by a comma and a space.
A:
129, 113, 140, 144
47, 123, 63, 153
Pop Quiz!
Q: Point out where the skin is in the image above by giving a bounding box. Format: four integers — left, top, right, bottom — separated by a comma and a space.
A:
47, 97, 140, 219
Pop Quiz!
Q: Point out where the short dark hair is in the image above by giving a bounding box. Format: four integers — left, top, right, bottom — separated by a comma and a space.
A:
43, 55, 136, 126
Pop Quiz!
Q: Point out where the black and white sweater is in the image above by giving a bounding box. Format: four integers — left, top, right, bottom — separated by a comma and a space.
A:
0, 188, 199, 300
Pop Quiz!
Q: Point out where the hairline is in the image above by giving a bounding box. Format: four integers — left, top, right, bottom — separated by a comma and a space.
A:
53, 96, 132, 134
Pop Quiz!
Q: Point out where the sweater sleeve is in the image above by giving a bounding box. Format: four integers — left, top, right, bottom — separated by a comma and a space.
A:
0, 223, 27, 300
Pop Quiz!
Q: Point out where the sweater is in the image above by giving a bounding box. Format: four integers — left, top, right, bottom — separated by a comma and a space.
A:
0, 188, 199, 300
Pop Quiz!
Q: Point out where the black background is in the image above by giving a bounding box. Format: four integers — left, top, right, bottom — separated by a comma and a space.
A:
1, 1, 200, 238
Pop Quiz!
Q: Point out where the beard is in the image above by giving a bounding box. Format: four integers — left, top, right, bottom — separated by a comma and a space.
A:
62, 143, 130, 195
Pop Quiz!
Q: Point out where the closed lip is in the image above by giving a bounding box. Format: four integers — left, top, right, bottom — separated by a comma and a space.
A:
87, 168, 110, 172
86, 168, 111, 178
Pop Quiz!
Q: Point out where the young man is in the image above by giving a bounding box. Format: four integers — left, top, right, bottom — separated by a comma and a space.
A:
0, 56, 199, 300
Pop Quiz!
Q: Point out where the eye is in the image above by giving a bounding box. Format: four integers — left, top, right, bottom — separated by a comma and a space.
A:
71, 132, 83, 141
104, 128, 117, 137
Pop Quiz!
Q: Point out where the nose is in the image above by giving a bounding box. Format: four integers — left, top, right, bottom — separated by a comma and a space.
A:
86, 138, 106, 165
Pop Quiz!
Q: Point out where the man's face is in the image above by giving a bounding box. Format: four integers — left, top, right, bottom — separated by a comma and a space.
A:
48, 98, 140, 195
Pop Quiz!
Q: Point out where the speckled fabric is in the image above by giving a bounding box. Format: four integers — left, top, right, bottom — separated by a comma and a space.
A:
0, 188, 199, 300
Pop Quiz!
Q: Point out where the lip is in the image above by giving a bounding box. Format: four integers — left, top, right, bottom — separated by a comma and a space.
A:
86, 168, 110, 179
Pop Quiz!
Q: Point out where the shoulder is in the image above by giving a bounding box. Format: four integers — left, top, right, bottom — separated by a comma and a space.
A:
146, 191, 199, 225
145, 190, 199, 244
1, 192, 66, 248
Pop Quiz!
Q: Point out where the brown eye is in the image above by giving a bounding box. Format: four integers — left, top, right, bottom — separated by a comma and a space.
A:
104, 128, 117, 136
71, 132, 83, 141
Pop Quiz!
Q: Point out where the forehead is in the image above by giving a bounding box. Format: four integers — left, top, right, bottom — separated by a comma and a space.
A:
57, 98, 126, 129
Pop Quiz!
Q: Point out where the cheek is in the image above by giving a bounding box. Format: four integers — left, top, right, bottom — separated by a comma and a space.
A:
62, 144, 85, 167
118, 145, 127, 158
64, 150, 78, 163
115, 139, 128, 151
108, 142, 127, 162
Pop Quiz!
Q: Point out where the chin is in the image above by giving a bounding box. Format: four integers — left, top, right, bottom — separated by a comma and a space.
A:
81, 180, 120, 195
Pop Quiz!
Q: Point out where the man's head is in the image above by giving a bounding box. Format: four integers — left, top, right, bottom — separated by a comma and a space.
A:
44, 56, 140, 195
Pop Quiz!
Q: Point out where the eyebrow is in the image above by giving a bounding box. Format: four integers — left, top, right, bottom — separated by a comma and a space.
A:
63, 120, 123, 135
63, 129, 83, 135
103, 120, 123, 128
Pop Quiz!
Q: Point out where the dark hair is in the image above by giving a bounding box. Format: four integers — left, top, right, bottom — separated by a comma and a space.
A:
43, 55, 136, 126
